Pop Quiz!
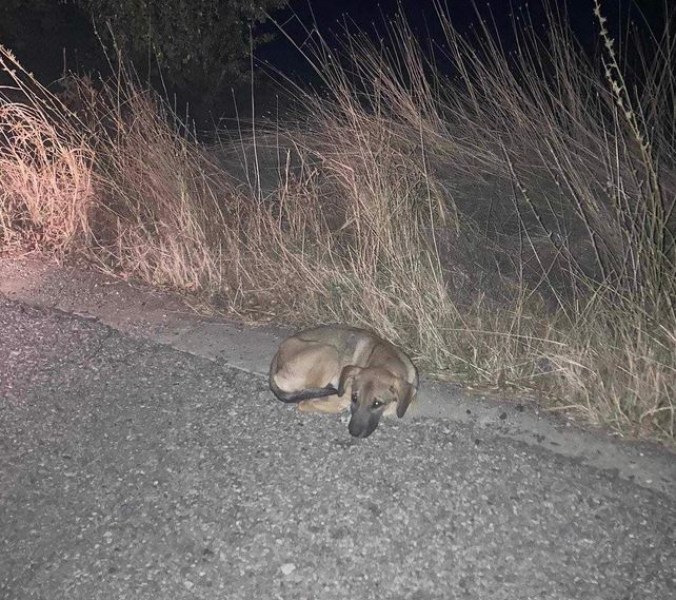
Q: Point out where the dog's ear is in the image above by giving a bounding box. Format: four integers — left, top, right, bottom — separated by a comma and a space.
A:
395, 380, 417, 418
338, 365, 362, 396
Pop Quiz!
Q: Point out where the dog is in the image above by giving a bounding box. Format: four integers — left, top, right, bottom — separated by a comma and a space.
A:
269, 325, 418, 438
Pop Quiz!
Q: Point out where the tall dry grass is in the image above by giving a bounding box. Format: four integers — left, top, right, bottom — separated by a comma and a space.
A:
0, 1, 674, 442
0, 50, 94, 253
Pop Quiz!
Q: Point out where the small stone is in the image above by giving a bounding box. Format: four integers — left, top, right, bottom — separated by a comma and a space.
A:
280, 563, 296, 576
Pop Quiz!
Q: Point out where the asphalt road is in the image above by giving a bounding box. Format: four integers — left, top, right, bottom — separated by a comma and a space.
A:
1, 297, 675, 600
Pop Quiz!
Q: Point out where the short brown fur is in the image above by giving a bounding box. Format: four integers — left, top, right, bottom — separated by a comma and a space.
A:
269, 325, 418, 438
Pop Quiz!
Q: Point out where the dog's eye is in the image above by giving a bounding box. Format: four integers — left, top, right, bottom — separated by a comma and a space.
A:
372, 400, 383, 409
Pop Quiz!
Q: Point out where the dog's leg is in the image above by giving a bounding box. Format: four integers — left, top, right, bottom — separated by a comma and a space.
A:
298, 395, 350, 414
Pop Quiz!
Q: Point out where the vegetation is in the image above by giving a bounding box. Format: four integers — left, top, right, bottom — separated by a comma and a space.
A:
0, 0, 287, 112
77, 0, 287, 90
1, 2, 674, 444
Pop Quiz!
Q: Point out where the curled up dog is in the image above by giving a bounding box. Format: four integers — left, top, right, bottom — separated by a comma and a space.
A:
269, 325, 418, 438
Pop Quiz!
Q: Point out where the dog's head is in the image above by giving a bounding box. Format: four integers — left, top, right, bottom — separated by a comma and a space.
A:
338, 365, 416, 438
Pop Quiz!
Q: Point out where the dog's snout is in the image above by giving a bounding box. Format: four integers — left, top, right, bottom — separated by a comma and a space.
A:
348, 408, 381, 438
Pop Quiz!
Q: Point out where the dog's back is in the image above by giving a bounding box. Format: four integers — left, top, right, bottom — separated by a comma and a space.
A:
271, 324, 416, 395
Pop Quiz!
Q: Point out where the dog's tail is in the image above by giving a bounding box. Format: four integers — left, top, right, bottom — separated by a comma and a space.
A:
269, 351, 339, 403
272, 386, 339, 403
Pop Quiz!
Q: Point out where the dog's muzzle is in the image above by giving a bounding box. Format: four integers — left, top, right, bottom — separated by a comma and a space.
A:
348, 406, 383, 438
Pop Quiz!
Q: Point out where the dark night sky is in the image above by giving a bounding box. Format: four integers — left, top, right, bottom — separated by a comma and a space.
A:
256, 0, 649, 75
0, 0, 660, 82
0, 0, 664, 120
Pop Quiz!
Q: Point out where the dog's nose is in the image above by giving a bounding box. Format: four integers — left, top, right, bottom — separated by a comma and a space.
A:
348, 413, 378, 438
349, 424, 371, 438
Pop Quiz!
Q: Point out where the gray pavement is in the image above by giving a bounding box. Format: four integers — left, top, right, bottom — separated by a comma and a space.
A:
1, 256, 674, 497
1, 294, 676, 599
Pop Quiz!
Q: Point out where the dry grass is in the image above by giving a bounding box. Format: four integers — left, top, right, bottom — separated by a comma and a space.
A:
0, 52, 95, 253
0, 2, 674, 443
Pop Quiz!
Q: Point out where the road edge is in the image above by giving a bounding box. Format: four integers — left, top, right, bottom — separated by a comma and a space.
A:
1, 254, 674, 497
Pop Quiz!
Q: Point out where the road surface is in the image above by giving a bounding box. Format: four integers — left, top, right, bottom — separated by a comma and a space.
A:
1, 297, 675, 599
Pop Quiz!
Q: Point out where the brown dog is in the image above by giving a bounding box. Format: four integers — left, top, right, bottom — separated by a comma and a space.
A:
269, 325, 418, 438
